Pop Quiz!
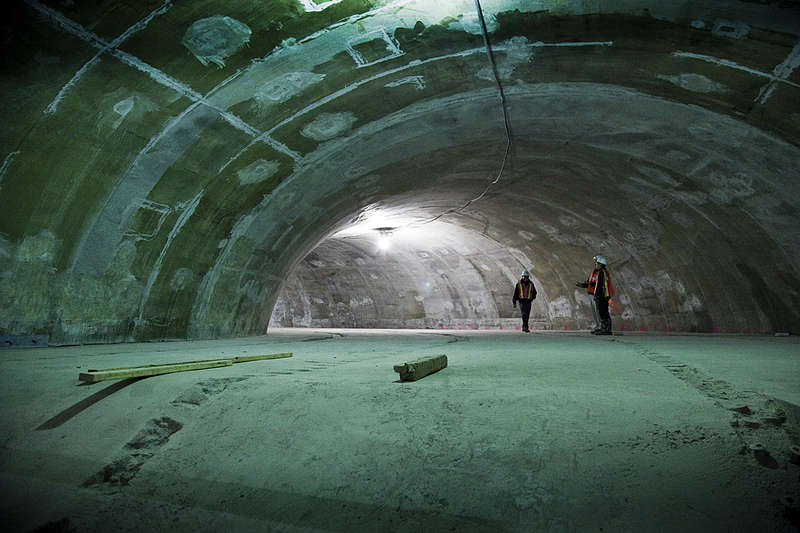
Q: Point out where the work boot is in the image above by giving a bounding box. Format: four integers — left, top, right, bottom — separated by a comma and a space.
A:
596, 319, 612, 335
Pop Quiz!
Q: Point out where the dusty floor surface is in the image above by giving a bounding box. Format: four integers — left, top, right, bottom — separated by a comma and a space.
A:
1, 329, 799, 532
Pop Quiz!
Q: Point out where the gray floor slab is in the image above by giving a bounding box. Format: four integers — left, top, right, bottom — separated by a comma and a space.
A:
1, 330, 798, 532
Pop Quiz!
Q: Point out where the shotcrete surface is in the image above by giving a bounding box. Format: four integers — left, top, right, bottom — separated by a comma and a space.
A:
1, 330, 798, 531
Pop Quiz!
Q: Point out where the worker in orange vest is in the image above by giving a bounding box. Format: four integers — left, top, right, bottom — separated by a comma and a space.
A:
512, 270, 537, 333
576, 256, 614, 335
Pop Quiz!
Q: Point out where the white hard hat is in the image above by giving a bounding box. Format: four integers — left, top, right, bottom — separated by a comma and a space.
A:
595, 256, 607, 265
521, 270, 530, 277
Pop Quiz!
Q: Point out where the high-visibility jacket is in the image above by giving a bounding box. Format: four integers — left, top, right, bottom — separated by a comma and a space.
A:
587, 267, 614, 298
513, 279, 537, 303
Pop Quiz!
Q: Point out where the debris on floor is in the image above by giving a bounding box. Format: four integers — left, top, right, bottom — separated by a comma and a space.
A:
393, 354, 447, 381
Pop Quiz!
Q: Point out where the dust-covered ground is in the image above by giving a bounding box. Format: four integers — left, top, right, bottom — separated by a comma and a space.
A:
1, 329, 799, 532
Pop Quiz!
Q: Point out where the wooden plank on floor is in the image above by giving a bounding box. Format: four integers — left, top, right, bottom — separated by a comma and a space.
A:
79, 352, 293, 383
394, 354, 448, 382
232, 353, 293, 363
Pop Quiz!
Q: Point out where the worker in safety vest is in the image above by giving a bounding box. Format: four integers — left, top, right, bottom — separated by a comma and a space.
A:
512, 270, 537, 333
576, 256, 614, 335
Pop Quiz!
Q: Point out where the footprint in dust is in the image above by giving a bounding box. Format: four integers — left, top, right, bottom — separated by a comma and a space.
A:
83, 417, 182, 487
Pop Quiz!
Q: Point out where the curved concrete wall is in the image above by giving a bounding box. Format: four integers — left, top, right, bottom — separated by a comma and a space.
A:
1, 0, 799, 344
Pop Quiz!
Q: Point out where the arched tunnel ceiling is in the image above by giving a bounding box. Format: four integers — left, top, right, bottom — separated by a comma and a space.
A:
1, 0, 799, 343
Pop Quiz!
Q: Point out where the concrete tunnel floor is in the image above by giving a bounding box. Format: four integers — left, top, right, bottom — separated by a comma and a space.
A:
1, 329, 799, 532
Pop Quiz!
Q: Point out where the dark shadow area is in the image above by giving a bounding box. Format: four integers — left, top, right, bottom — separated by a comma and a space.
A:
36, 377, 148, 430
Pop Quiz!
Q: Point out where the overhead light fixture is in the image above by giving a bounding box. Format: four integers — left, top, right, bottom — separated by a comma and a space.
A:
375, 227, 394, 251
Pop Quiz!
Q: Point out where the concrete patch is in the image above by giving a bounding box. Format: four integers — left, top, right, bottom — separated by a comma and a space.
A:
708, 171, 755, 204
559, 215, 578, 227
634, 164, 679, 187
254, 71, 326, 108
170, 268, 194, 291
182, 16, 251, 68
548, 296, 572, 318
477, 36, 532, 81
446, 11, 498, 34
678, 293, 704, 313
301, 112, 357, 141
657, 73, 729, 93
672, 211, 694, 228
712, 20, 749, 39
16, 231, 58, 263
237, 159, 280, 185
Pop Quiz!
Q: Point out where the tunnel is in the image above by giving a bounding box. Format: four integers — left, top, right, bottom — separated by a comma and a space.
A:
1, 1, 799, 531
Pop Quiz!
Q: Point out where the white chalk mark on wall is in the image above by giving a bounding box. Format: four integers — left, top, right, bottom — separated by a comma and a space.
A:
224, 39, 612, 172
298, 0, 345, 12
673, 51, 800, 90
112, 97, 135, 130
756, 42, 800, 104
45, 56, 102, 114
123, 199, 172, 241
138, 192, 202, 321
28, 0, 298, 162
385, 76, 426, 90
0, 151, 20, 193
33, 0, 172, 114
345, 28, 404, 68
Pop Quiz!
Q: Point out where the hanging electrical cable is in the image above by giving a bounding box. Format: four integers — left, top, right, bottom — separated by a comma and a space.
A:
412, 0, 514, 227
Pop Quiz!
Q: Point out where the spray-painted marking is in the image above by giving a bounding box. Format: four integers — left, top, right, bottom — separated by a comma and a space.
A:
138, 192, 203, 320
0, 151, 21, 192
673, 51, 800, 90
27, 0, 297, 159
221, 40, 613, 172
756, 42, 800, 104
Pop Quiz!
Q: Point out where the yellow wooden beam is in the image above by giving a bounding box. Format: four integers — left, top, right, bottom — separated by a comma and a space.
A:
78, 352, 293, 383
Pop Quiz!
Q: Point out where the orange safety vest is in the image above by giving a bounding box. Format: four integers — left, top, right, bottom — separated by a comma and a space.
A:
587, 268, 614, 298
517, 280, 535, 299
